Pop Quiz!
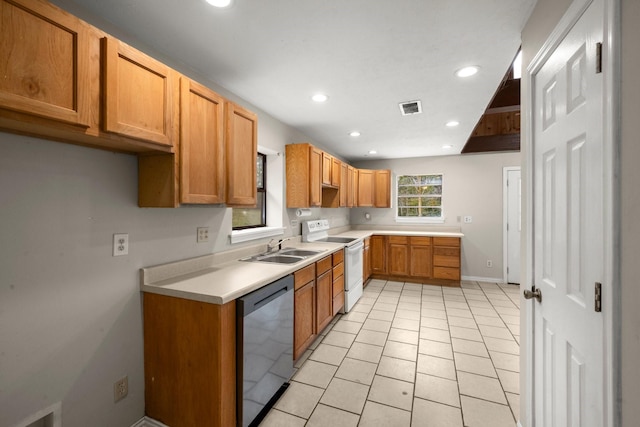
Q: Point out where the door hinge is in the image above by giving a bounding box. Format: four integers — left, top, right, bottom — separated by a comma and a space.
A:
596, 42, 603, 74
595, 282, 602, 312
507, 267, 510, 274
507, 223, 509, 231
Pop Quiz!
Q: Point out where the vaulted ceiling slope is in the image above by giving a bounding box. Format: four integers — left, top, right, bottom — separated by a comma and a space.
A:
53, 0, 536, 161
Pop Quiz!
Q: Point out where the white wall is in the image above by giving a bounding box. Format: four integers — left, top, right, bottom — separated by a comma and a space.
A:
351, 152, 521, 280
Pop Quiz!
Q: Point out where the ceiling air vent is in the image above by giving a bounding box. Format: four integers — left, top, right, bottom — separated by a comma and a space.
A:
399, 100, 422, 116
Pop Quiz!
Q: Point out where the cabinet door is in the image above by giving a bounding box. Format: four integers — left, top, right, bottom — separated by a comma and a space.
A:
180, 78, 225, 204
294, 281, 316, 360
357, 169, 374, 207
103, 36, 177, 147
374, 169, 391, 208
309, 146, 322, 207
410, 243, 433, 278
347, 165, 355, 207
0, 0, 91, 126
370, 235, 387, 274
331, 157, 341, 187
339, 162, 348, 207
322, 152, 332, 186
388, 236, 409, 276
225, 102, 257, 206
316, 271, 333, 332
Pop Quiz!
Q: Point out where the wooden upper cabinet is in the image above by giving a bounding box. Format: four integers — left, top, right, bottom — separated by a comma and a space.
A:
374, 169, 391, 208
349, 166, 358, 207
0, 0, 91, 127
322, 152, 332, 186
357, 169, 375, 207
339, 162, 348, 207
225, 101, 257, 206
285, 143, 322, 208
180, 78, 225, 204
331, 157, 341, 187
102, 36, 178, 148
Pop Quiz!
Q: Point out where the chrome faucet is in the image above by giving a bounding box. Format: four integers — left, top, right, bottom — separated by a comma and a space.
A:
267, 237, 293, 253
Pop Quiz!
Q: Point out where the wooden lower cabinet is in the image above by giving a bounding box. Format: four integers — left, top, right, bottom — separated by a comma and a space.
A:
332, 250, 345, 314
143, 293, 236, 427
363, 237, 371, 285
370, 235, 387, 275
433, 237, 461, 280
410, 237, 433, 278
388, 236, 409, 276
368, 235, 461, 286
316, 270, 333, 332
294, 264, 316, 360
294, 251, 344, 360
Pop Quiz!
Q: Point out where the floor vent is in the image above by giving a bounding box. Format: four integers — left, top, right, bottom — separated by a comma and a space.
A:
399, 100, 422, 116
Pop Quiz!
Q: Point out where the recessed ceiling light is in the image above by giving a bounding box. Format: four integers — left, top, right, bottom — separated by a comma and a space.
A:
455, 66, 479, 78
205, 0, 232, 7
349, 131, 361, 137
446, 121, 459, 127
312, 93, 328, 103
368, 150, 377, 155
442, 145, 453, 150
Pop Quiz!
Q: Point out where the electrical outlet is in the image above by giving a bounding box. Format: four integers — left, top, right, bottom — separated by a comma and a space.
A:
487, 260, 493, 268
114, 376, 128, 402
290, 219, 299, 228
197, 227, 209, 243
464, 216, 473, 223
113, 234, 129, 256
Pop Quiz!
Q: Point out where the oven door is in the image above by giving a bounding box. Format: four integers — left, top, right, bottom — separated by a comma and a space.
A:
345, 241, 364, 290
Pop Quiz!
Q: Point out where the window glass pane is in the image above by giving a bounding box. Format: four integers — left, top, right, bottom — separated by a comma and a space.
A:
256, 154, 265, 190
232, 192, 265, 228
233, 153, 266, 230
396, 174, 443, 220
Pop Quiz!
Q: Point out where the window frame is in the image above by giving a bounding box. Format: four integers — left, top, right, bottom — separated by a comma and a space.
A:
232, 152, 267, 231
395, 173, 445, 224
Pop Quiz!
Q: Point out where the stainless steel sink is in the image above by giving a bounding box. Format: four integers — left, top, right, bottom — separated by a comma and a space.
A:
240, 248, 325, 264
240, 253, 305, 264
279, 248, 325, 257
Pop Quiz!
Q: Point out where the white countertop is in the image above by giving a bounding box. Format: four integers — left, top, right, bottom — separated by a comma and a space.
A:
141, 229, 463, 305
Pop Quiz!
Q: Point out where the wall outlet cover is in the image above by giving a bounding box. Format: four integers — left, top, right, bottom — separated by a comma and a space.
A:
113, 233, 129, 256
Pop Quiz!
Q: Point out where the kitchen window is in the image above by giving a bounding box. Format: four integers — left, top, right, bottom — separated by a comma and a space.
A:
396, 174, 444, 223
232, 153, 266, 230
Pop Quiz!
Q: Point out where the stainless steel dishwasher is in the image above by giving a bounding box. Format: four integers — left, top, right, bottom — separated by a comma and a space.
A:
237, 275, 294, 427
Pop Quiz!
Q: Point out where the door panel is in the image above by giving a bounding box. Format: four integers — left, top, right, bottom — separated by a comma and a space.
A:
532, 1, 604, 426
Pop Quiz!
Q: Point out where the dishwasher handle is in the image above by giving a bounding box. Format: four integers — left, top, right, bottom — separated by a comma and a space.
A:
238, 275, 294, 317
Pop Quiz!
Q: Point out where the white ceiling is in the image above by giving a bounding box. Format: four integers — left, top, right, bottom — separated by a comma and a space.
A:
55, 0, 536, 161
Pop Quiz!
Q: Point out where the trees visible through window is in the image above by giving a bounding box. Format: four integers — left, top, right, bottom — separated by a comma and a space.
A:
232, 153, 266, 229
396, 174, 443, 220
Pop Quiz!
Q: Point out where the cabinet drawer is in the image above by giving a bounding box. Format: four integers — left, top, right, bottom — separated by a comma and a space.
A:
332, 262, 344, 279
316, 255, 332, 276
433, 266, 460, 280
433, 247, 460, 267
332, 274, 344, 297
332, 249, 344, 265
294, 264, 315, 290
388, 235, 408, 244
433, 237, 460, 247
410, 236, 432, 246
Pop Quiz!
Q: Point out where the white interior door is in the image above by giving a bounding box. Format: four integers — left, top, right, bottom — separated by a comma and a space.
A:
531, 0, 605, 426
506, 168, 521, 284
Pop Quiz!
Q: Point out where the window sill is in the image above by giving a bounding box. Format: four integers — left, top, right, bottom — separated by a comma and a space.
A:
395, 217, 446, 224
230, 226, 285, 244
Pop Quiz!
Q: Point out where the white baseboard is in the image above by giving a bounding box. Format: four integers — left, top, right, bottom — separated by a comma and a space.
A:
461, 275, 505, 283
131, 417, 169, 427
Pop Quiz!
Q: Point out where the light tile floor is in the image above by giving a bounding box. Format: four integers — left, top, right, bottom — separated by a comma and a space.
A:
261, 279, 521, 427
